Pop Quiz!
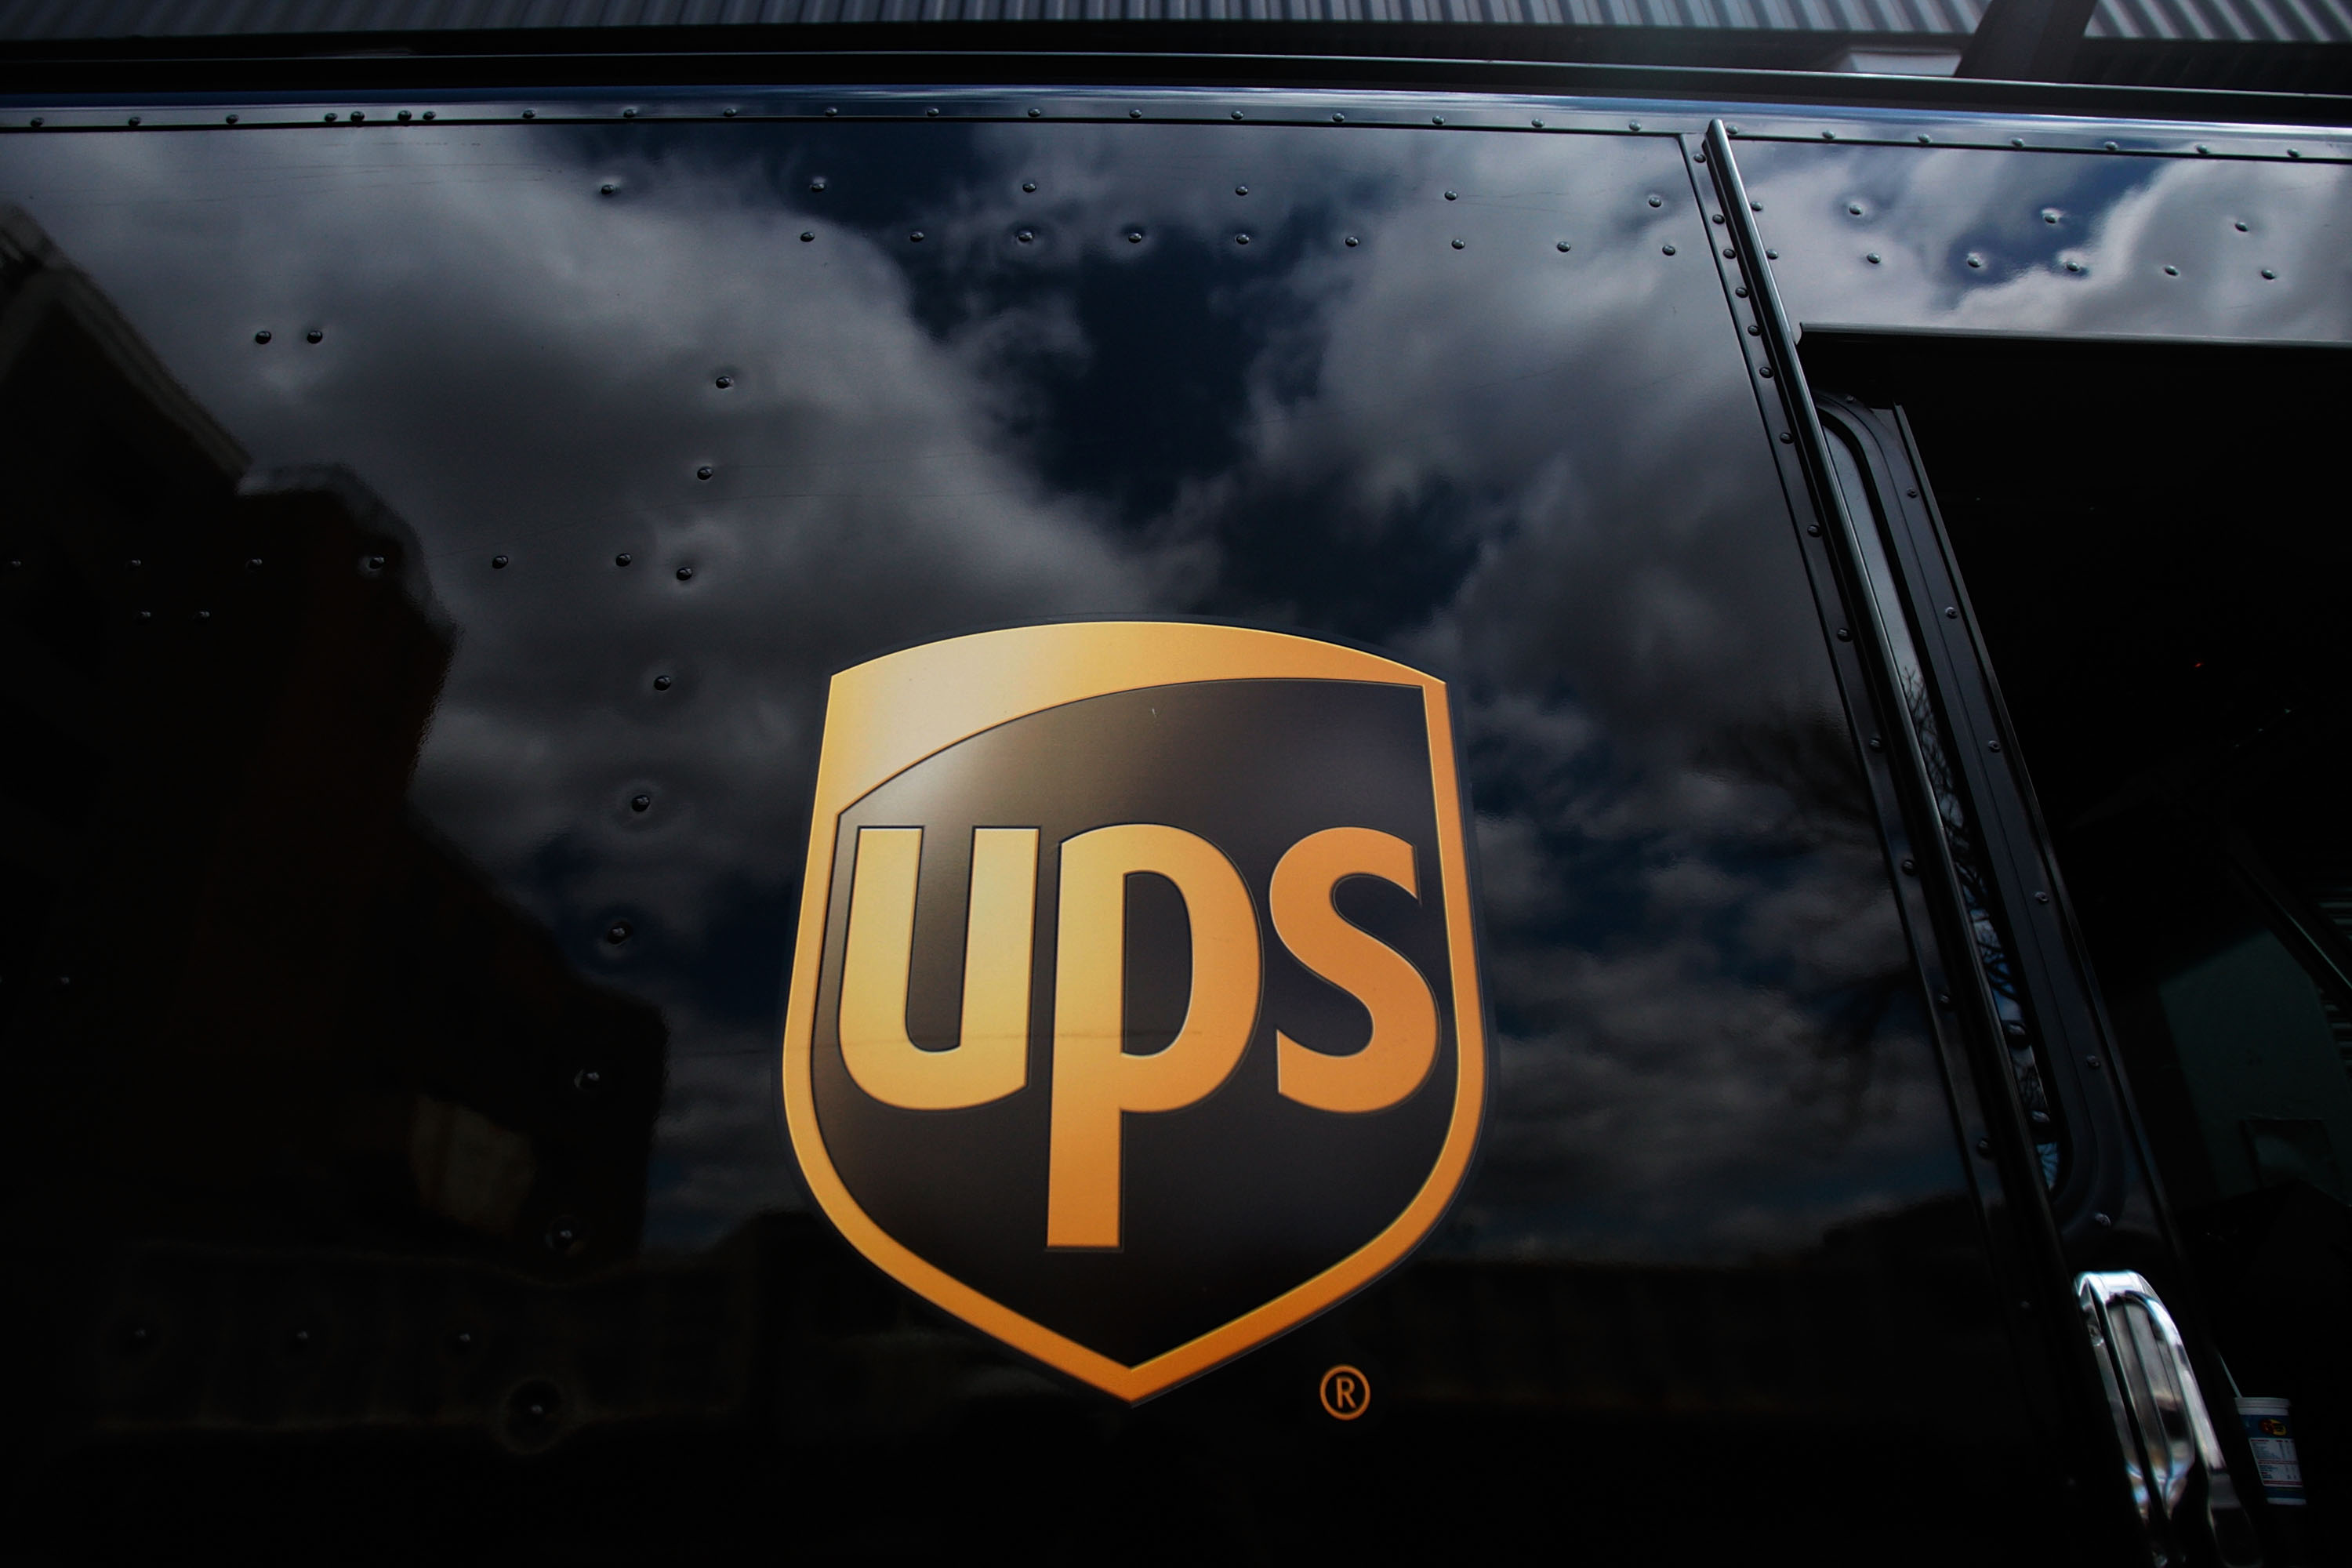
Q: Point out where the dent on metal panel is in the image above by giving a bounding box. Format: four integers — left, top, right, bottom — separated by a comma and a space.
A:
1739, 141, 2352, 343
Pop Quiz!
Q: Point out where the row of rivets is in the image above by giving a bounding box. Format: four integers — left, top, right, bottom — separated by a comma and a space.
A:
16, 108, 2336, 160
88, 550, 274, 623
481, 550, 702, 578
847, 227, 1585, 252
115, 1317, 483, 1356
789, 163, 1610, 240
1925, 252, 2278, 280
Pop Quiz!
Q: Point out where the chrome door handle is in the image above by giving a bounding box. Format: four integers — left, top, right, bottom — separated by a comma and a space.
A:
2077, 1270, 2260, 1566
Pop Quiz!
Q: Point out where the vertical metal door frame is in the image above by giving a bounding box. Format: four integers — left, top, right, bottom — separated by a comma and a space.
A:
1691, 116, 2190, 1557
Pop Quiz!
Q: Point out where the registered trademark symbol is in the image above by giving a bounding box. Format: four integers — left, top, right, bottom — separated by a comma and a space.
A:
1319, 1364, 1370, 1421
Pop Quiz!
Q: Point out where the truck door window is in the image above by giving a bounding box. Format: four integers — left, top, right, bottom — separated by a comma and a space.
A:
1811, 333, 2352, 1553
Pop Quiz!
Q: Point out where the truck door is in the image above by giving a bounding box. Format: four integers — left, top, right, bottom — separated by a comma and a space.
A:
1809, 332, 2352, 1566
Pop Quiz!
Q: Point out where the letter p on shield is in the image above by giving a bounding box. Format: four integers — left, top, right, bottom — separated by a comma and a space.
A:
1047, 824, 1259, 1248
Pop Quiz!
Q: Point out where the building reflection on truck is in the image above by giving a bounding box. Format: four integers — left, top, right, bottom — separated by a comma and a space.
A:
0, 206, 663, 1447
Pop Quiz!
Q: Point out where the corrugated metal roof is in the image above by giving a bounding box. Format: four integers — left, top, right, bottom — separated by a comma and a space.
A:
0, 0, 2344, 45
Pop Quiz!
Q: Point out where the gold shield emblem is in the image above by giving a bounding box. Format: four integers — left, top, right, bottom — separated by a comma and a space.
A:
780, 622, 1486, 1402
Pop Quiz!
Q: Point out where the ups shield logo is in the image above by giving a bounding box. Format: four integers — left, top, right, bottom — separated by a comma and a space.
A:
781, 622, 1486, 1401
